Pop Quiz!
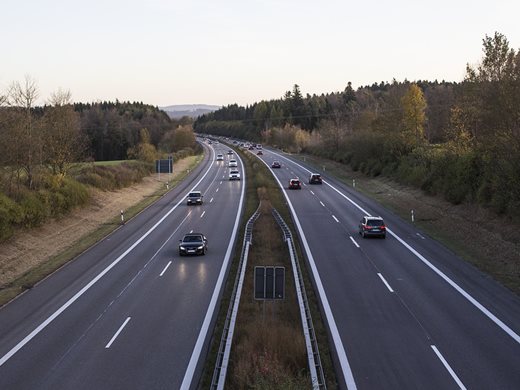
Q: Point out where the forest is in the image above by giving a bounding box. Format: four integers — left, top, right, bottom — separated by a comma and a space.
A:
195, 32, 520, 219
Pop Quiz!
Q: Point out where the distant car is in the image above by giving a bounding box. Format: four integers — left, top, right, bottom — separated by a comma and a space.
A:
229, 159, 238, 167
229, 169, 241, 180
359, 216, 387, 238
309, 173, 322, 184
256, 144, 262, 149
272, 161, 281, 168
179, 233, 208, 256
227, 150, 234, 155
288, 179, 301, 189
216, 154, 224, 161
186, 191, 203, 205
248, 145, 255, 150
256, 150, 263, 155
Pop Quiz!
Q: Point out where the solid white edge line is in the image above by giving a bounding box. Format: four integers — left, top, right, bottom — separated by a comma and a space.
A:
332, 215, 339, 223
180, 151, 246, 390
105, 317, 131, 349
431, 345, 467, 390
0, 148, 217, 368
349, 236, 360, 248
377, 273, 394, 293
271, 150, 520, 345
258, 157, 358, 390
159, 261, 172, 277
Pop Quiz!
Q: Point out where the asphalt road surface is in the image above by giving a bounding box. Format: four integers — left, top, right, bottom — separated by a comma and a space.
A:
0, 142, 245, 390
259, 147, 520, 390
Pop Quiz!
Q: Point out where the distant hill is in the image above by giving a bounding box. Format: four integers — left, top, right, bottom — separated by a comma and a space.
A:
160, 104, 221, 119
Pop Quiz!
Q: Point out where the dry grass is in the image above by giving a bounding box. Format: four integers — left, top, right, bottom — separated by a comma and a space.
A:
227, 199, 310, 389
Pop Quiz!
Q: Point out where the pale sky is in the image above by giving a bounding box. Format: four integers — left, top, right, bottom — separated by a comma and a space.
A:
2, 0, 519, 107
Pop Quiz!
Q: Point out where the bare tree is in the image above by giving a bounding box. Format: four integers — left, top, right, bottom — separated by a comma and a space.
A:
7, 75, 40, 189
42, 89, 85, 177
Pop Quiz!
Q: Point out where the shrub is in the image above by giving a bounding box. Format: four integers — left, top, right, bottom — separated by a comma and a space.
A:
0, 193, 22, 241
19, 191, 48, 228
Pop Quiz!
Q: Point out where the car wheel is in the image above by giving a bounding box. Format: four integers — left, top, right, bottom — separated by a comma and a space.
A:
179, 251, 183, 256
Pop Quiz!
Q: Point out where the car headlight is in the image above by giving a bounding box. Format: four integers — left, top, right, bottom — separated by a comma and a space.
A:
197, 245, 204, 250
179, 246, 186, 250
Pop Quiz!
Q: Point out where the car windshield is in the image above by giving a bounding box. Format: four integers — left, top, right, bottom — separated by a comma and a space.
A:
367, 220, 384, 226
188, 192, 200, 197
183, 235, 202, 242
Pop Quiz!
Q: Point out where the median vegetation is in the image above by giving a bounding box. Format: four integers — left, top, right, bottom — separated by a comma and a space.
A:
202, 147, 337, 388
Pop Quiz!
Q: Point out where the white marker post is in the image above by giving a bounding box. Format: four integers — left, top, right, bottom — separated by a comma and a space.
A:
120, 210, 125, 225
411, 209, 415, 223
353, 179, 356, 188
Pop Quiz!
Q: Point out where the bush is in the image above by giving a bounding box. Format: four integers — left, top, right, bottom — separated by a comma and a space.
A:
19, 191, 48, 228
0, 193, 22, 241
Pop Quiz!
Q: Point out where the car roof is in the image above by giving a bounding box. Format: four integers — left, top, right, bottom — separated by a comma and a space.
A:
364, 216, 383, 220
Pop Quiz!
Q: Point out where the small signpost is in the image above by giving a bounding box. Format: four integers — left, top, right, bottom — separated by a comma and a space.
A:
254, 266, 285, 300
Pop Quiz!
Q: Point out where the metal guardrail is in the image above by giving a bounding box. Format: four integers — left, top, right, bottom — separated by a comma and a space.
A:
210, 206, 261, 389
272, 208, 327, 390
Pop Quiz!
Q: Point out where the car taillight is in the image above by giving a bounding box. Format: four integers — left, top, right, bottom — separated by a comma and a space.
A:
381, 225, 386, 230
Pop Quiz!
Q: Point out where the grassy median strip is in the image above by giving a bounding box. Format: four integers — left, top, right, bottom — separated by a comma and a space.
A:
0, 155, 203, 307
200, 147, 337, 388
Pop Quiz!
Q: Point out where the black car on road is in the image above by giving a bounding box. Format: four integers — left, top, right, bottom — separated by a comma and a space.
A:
309, 173, 322, 184
179, 233, 208, 255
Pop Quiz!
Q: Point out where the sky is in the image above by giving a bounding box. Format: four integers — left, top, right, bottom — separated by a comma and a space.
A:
1, 0, 519, 107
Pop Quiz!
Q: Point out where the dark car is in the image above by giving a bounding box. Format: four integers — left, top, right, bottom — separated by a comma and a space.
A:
288, 179, 301, 189
272, 161, 281, 168
179, 233, 208, 255
309, 173, 322, 184
359, 216, 386, 238
257, 150, 263, 155
186, 191, 203, 205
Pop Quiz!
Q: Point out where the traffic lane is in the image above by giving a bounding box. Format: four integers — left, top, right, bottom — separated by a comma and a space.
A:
288, 193, 456, 389
301, 161, 520, 342
357, 237, 520, 389
0, 151, 236, 386
0, 171, 243, 389
270, 150, 520, 387
259, 160, 457, 389
0, 149, 217, 357
266, 148, 520, 335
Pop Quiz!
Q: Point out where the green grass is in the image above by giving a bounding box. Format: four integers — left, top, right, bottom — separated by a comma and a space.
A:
0, 155, 203, 307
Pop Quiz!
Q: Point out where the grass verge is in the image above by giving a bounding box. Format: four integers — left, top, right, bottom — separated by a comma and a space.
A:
0, 155, 203, 307
199, 147, 337, 388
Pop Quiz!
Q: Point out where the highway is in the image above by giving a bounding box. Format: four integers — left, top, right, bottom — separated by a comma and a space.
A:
256, 147, 520, 390
0, 142, 245, 390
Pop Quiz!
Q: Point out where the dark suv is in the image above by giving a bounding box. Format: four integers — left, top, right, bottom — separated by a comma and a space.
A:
179, 233, 208, 255
288, 179, 301, 189
309, 173, 322, 184
186, 191, 203, 205
359, 216, 386, 238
